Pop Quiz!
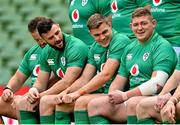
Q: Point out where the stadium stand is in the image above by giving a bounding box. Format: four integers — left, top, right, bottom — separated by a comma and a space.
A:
0, 0, 72, 86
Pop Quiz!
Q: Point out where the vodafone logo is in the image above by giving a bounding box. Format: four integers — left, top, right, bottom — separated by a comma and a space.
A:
33, 65, 40, 77
72, 9, 79, 22
130, 64, 139, 76
56, 68, 65, 78
111, 0, 118, 13
153, 0, 162, 6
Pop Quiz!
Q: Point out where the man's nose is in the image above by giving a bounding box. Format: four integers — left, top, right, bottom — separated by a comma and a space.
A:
54, 35, 59, 41
137, 24, 143, 30
99, 34, 105, 40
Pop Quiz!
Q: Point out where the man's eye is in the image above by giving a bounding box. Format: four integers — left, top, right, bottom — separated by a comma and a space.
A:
133, 23, 138, 27
102, 30, 108, 35
141, 22, 147, 26
55, 31, 59, 35
94, 34, 99, 37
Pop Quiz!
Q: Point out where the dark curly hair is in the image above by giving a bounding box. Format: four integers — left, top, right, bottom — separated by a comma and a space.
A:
37, 18, 55, 36
28, 16, 47, 33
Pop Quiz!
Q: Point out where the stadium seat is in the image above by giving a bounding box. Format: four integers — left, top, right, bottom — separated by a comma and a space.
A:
7, 56, 22, 73
0, 67, 11, 84
0, 0, 71, 85
12, 0, 35, 12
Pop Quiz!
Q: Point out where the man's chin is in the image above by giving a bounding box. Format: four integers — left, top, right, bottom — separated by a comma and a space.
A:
50, 45, 63, 51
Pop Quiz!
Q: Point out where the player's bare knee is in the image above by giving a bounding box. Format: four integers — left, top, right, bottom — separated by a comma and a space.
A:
88, 96, 110, 117
88, 98, 102, 116
75, 96, 90, 109
0, 97, 13, 114
40, 96, 52, 108
136, 99, 148, 118
40, 96, 55, 115
127, 97, 140, 113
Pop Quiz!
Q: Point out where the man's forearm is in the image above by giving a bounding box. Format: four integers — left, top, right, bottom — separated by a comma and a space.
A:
40, 79, 71, 96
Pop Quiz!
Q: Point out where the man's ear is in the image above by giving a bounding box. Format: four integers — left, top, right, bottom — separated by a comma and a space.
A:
152, 19, 156, 28
107, 15, 112, 27
130, 23, 132, 29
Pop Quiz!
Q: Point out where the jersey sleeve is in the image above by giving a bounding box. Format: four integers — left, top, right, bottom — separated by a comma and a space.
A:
66, 44, 88, 68
18, 50, 31, 77
176, 54, 180, 70
108, 34, 130, 61
39, 47, 51, 72
87, 46, 97, 67
118, 47, 130, 78
153, 41, 177, 75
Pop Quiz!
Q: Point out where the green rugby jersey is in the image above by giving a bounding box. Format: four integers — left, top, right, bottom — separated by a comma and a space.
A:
68, 0, 110, 46
176, 54, 180, 70
151, 0, 180, 46
119, 32, 177, 89
18, 44, 42, 87
88, 30, 131, 93
40, 33, 88, 79
110, 0, 151, 39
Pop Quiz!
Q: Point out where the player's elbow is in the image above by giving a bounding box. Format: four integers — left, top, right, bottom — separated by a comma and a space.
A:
100, 71, 113, 82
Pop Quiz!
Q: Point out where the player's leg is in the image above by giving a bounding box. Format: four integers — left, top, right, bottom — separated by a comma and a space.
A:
39, 95, 58, 124
136, 96, 162, 124
16, 95, 39, 124
88, 95, 127, 124
126, 96, 146, 124
74, 94, 104, 124
0, 97, 18, 120
176, 102, 180, 123
55, 103, 74, 124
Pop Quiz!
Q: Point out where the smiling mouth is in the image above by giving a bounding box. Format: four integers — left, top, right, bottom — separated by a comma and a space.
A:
137, 32, 145, 35
56, 40, 63, 47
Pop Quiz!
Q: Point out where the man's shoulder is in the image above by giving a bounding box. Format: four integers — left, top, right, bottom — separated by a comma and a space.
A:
24, 44, 42, 55
65, 34, 88, 50
153, 33, 172, 48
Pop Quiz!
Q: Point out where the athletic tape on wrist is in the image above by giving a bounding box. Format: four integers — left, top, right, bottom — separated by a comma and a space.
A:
139, 71, 169, 95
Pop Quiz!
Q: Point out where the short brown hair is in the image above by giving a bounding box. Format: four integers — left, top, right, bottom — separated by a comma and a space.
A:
28, 16, 47, 33
132, 7, 153, 21
87, 13, 111, 30
37, 18, 56, 36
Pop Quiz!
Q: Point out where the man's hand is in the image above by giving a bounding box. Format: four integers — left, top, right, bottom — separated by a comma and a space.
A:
62, 91, 80, 103
161, 101, 176, 124
14, 95, 38, 112
54, 90, 69, 104
108, 90, 127, 104
154, 93, 171, 112
2, 88, 14, 102
27, 88, 40, 104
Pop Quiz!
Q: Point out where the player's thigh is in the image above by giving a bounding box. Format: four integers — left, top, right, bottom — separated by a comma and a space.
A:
126, 96, 146, 114
137, 96, 161, 121
137, 96, 158, 111
109, 102, 127, 123
88, 95, 127, 122
75, 94, 105, 110
0, 97, 18, 119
